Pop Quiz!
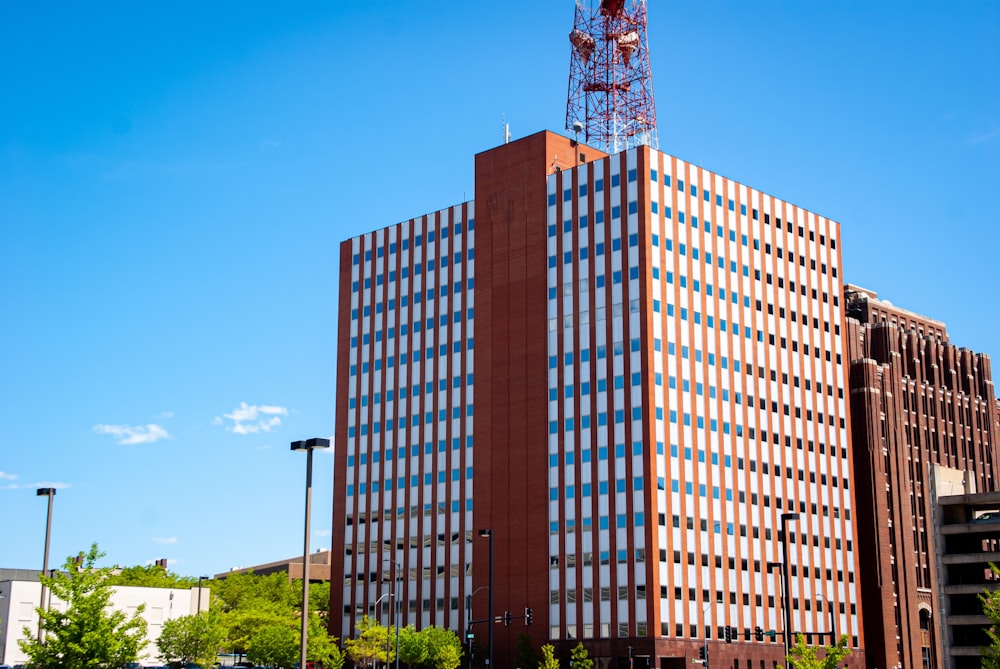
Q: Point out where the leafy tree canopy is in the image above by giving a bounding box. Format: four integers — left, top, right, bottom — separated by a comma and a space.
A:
18, 543, 148, 669
980, 565, 1000, 669
345, 615, 391, 669
157, 611, 227, 667
514, 633, 541, 669
398, 625, 428, 668
205, 570, 339, 664
785, 633, 851, 669
417, 626, 462, 669
570, 642, 593, 669
248, 622, 298, 668
308, 614, 346, 669
211, 571, 300, 614
106, 563, 197, 589
539, 644, 560, 669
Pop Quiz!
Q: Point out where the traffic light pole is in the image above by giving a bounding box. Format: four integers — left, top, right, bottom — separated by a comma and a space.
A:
465, 606, 532, 667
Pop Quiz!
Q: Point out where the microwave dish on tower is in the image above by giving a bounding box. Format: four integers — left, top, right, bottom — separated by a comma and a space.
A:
565, 0, 657, 154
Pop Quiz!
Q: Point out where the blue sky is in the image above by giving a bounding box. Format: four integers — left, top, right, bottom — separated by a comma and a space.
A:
1, 1, 997, 578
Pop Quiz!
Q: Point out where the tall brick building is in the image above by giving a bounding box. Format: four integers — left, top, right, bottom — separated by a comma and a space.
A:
844, 285, 1000, 669
330, 131, 866, 669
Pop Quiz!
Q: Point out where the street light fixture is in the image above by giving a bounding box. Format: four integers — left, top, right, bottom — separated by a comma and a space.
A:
36, 487, 56, 641
778, 512, 800, 659
815, 593, 836, 647
291, 437, 331, 668
478, 529, 494, 669
466, 585, 490, 622
698, 595, 724, 666
374, 592, 392, 669
384, 558, 402, 669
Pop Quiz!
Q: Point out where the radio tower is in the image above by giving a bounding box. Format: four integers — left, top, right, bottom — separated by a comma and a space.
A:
565, 0, 657, 154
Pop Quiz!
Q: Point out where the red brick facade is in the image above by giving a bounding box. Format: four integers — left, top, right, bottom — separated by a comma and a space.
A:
844, 284, 1000, 669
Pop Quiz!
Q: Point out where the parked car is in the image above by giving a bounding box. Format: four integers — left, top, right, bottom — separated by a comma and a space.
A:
974, 511, 1000, 523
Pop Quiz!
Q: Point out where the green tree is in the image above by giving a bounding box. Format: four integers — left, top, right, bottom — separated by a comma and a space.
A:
513, 633, 540, 669
539, 644, 559, 669
569, 642, 592, 669
310, 580, 331, 620
212, 571, 298, 658
222, 602, 293, 660
212, 571, 299, 613
785, 633, 851, 669
157, 611, 227, 666
307, 614, 345, 669
345, 615, 391, 669
18, 543, 148, 669
208, 570, 337, 664
107, 563, 197, 589
247, 622, 298, 668
418, 626, 463, 669
398, 625, 428, 668
981, 567, 1000, 669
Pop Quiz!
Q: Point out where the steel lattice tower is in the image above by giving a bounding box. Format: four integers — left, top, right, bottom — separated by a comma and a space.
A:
565, 0, 657, 154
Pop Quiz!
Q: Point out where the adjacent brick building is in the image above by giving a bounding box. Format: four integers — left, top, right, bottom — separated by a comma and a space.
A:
844, 285, 1000, 669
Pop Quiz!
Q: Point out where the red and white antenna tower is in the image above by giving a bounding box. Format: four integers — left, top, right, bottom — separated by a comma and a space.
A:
565, 0, 657, 154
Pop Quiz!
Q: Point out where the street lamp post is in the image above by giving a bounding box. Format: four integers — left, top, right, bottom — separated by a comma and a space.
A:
384, 558, 402, 669
36, 487, 56, 641
778, 512, 800, 659
291, 437, 331, 668
816, 593, 836, 647
478, 529, 494, 669
375, 592, 391, 669
703, 601, 713, 668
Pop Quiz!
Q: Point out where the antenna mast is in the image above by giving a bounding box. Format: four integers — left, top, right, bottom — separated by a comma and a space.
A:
565, 0, 657, 154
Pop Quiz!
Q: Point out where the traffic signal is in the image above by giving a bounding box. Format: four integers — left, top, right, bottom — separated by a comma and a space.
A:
754, 626, 763, 642
525, 607, 533, 626
698, 646, 706, 661
503, 610, 512, 626
724, 626, 731, 643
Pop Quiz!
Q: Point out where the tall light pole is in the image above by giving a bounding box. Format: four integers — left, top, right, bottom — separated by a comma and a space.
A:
702, 600, 713, 668
375, 592, 391, 669
291, 437, 331, 668
36, 487, 56, 641
816, 593, 836, 647
478, 529, 494, 669
779, 512, 800, 659
384, 558, 402, 669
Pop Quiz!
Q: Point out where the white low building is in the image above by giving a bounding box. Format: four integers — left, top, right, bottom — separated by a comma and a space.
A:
0, 578, 210, 666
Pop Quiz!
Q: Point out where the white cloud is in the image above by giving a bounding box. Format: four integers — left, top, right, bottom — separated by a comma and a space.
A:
0, 471, 18, 480
2, 480, 72, 491
93, 423, 170, 445
315, 529, 332, 538
152, 536, 178, 545
216, 402, 288, 435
